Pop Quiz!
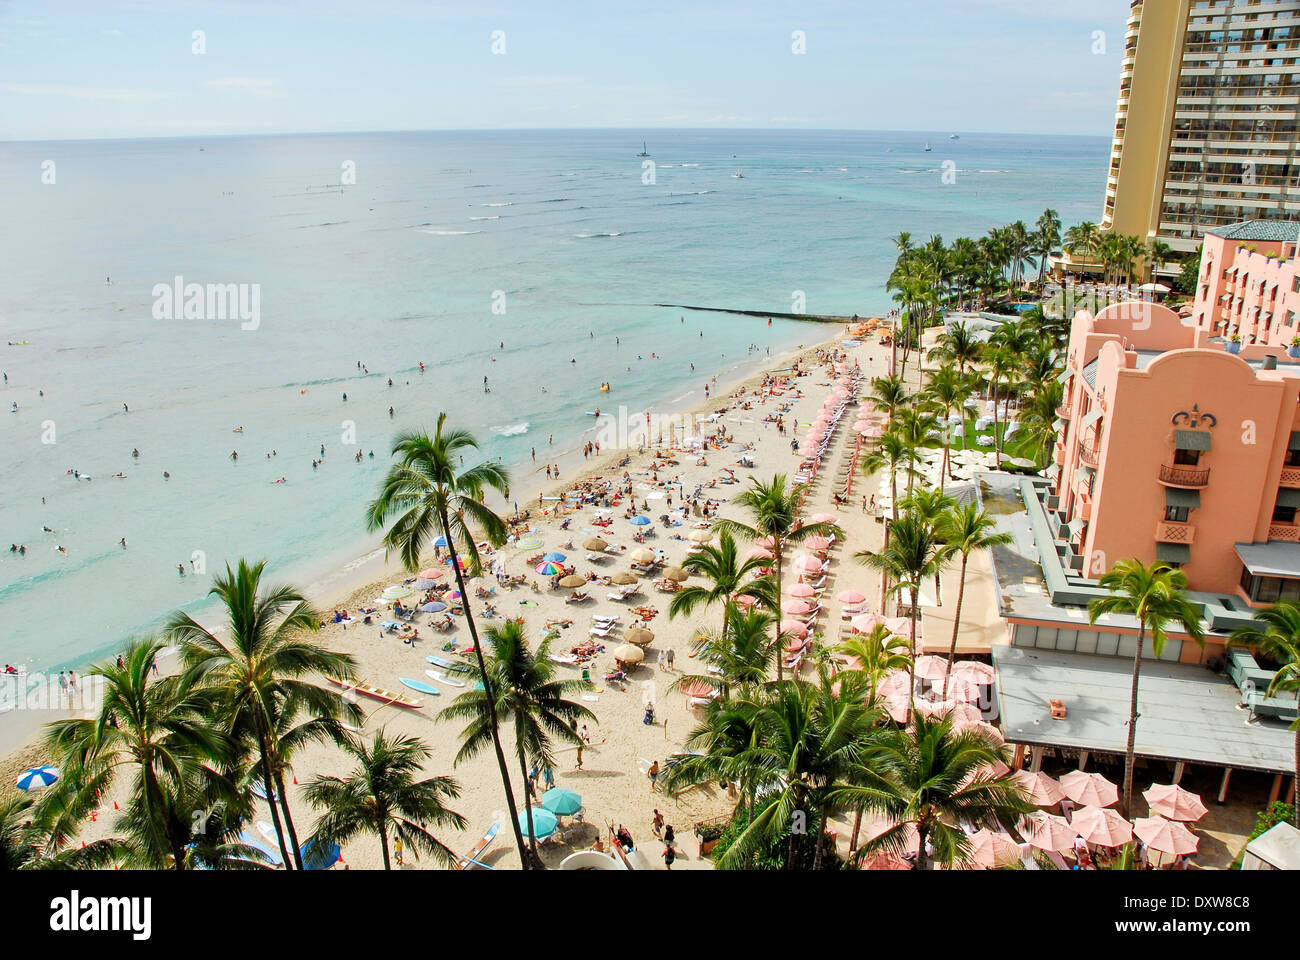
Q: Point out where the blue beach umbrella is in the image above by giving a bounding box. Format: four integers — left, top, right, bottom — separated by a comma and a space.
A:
541, 552, 567, 562
301, 838, 341, 869
629, 515, 650, 526
16, 765, 59, 791
420, 601, 448, 613
541, 787, 583, 817
518, 807, 558, 839
432, 535, 450, 548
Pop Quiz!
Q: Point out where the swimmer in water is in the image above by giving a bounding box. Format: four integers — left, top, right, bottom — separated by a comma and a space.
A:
178, 564, 186, 576
132, 448, 139, 458
230, 451, 238, 461
163, 471, 170, 479
342, 393, 347, 402
123, 403, 129, 412
120, 538, 127, 548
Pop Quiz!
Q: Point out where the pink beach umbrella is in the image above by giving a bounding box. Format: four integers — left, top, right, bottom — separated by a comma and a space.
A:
861, 853, 912, 871
787, 583, 817, 598
952, 660, 995, 685
1022, 813, 1079, 853
792, 555, 824, 574
678, 679, 714, 699
416, 567, 445, 581
781, 598, 813, 616
755, 535, 777, 550
913, 655, 951, 682
883, 695, 910, 724
837, 589, 867, 605
851, 613, 883, 634
745, 547, 774, 562
1133, 816, 1199, 856
805, 513, 837, 525
965, 829, 1021, 869
882, 616, 912, 636
942, 675, 982, 703
733, 595, 759, 608
954, 719, 1004, 745
803, 535, 831, 552
877, 671, 912, 698
1011, 770, 1065, 807
1060, 770, 1120, 808
1142, 783, 1208, 822
779, 619, 810, 640
1071, 806, 1133, 848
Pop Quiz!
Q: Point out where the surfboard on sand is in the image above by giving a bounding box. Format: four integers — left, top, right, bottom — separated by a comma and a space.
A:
427, 669, 464, 687
426, 654, 456, 669
399, 676, 440, 696
455, 819, 501, 870
239, 830, 282, 867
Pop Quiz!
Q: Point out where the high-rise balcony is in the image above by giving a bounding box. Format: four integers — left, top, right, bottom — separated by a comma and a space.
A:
1268, 523, 1300, 543
1158, 464, 1210, 487
1155, 521, 1195, 544
1056, 404, 1073, 420
1078, 441, 1100, 468
1280, 467, 1300, 488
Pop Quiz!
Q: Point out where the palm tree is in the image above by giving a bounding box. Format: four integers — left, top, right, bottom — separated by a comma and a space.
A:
861, 431, 912, 526
1089, 560, 1205, 816
303, 728, 467, 869
1034, 209, 1062, 286
1230, 602, 1300, 827
892, 405, 939, 501
926, 364, 972, 491
672, 604, 777, 700
1064, 221, 1102, 260
833, 624, 911, 706
1145, 239, 1176, 284
661, 693, 765, 821
938, 505, 1013, 699
1011, 379, 1064, 468
712, 474, 836, 681
719, 670, 883, 870
856, 512, 944, 717
440, 619, 593, 864
983, 346, 1020, 463
868, 374, 909, 424
166, 558, 360, 870
0, 795, 125, 870
837, 714, 1032, 870
43, 639, 235, 869
899, 486, 957, 604
669, 530, 779, 622
364, 415, 532, 867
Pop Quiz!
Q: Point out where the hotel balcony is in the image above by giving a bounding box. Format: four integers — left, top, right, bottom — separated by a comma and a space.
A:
1056, 404, 1073, 420
1053, 442, 1066, 466
1078, 441, 1100, 468
1280, 467, 1300, 488
1158, 464, 1210, 488
1268, 523, 1300, 543
1079, 493, 1092, 522
1155, 521, 1196, 544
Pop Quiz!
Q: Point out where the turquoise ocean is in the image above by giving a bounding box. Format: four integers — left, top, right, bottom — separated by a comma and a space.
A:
0, 129, 1107, 677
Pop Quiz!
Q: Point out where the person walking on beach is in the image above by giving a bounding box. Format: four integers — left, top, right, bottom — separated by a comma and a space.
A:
580, 724, 591, 744
394, 836, 404, 866
652, 809, 664, 837
662, 844, 675, 870
666, 648, 675, 671
575, 743, 584, 769
647, 759, 660, 791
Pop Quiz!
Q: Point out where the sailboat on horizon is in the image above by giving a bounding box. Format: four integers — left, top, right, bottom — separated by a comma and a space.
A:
637, 141, 649, 157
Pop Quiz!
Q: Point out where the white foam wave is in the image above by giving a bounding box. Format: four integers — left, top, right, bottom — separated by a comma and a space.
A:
497, 422, 530, 437
417, 228, 480, 236
469, 215, 500, 221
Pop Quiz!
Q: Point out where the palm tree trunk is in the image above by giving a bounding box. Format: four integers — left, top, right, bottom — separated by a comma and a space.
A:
915, 824, 928, 871
273, 768, 304, 870
379, 823, 391, 870
991, 377, 1001, 463
1122, 625, 1145, 818
257, 736, 295, 870
775, 540, 785, 683
941, 404, 951, 493
518, 745, 540, 862
908, 586, 919, 720
849, 809, 862, 855
440, 507, 533, 871
942, 554, 969, 701
1293, 728, 1299, 830
812, 805, 826, 871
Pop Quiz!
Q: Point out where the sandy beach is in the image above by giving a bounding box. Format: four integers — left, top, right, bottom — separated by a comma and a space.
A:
0, 321, 901, 870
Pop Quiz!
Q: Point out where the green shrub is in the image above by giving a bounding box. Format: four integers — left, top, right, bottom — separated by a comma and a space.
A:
709, 808, 842, 871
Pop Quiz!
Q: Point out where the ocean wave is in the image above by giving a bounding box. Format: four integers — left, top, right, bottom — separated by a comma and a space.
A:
496, 421, 530, 437
680, 163, 700, 167
477, 202, 513, 207
416, 228, 481, 236
667, 190, 714, 196
574, 232, 622, 238
469, 215, 500, 221
296, 220, 351, 229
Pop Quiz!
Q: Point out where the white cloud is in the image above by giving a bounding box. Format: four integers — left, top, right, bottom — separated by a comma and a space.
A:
203, 76, 281, 96
0, 82, 174, 101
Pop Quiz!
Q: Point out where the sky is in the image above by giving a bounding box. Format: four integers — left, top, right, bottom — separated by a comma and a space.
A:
0, 0, 1133, 142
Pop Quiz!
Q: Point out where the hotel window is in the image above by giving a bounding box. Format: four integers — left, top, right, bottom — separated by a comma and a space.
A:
1285, 447, 1300, 467
1243, 571, 1300, 604
1164, 505, 1191, 523
1174, 447, 1203, 466
1273, 503, 1298, 524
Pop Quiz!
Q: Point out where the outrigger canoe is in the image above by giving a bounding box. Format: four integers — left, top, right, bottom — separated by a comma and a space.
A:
455, 819, 501, 870
327, 676, 423, 708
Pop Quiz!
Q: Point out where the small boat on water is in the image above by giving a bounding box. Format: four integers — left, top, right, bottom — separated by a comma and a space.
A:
637, 141, 649, 157
950, 134, 960, 140
924, 142, 932, 152
732, 170, 744, 179
326, 676, 423, 708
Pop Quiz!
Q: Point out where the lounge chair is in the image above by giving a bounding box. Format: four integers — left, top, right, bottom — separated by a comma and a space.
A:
565, 591, 591, 604
589, 626, 614, 638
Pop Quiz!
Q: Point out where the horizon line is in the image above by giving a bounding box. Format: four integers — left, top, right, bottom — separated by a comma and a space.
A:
0, 125, 1112, 146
